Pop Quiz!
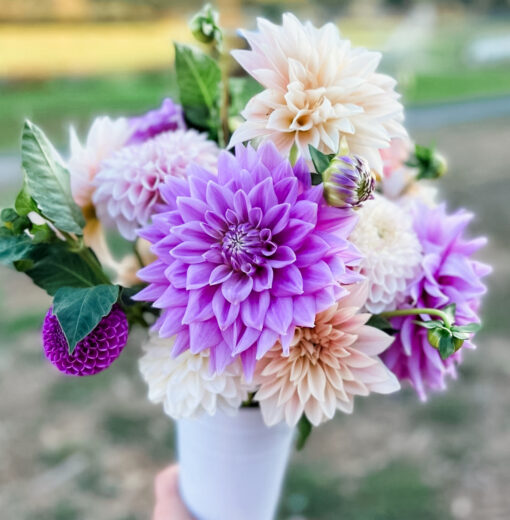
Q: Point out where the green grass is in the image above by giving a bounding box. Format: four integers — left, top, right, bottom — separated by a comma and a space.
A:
279, 460, 449, 520
404, 67, 510, 105
0, 71, 177, 151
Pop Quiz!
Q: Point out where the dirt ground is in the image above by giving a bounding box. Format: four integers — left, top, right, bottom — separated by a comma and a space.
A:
0, 117, 509, 520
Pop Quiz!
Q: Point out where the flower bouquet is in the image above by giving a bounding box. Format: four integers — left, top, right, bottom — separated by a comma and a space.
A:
0, 6, 491, 520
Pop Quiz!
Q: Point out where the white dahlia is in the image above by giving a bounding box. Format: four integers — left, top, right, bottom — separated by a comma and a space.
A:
230, 13, 406, 172
349, 196, 422, 313
92, 129, 219, 240
139, 334, 250, 419
68, 116, 131, 208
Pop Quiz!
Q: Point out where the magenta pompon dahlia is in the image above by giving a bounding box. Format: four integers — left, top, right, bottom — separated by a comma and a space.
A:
381, 203, 491, 400
134, 142, 362, 378
128, 98, 186, 145
42, 305, 129, 376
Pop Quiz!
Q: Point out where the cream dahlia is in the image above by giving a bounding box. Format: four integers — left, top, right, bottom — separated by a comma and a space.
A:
254, 282, 399, 427
349, 196, 422, 313
230, 13, 406, 172
68, 116, 132, 208
92, 129, 219, 240
139, 334, 250, 419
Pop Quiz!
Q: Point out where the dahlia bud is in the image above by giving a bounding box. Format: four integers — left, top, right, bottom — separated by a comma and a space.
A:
323, 153, 375, 208
42, 305, 128, 376
190, 4, 222, 46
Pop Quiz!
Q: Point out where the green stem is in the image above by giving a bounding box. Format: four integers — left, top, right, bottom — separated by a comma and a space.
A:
380, 308, 453, 328
133, 241, 145, 268
78, 247, 111, 285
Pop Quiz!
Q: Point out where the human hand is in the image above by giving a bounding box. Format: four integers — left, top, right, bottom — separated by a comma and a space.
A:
152, 465, 193, 520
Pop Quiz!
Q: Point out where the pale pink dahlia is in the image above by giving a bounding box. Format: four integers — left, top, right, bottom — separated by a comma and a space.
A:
92, 130, 219, 240
254, 282, 400, 426
134, 142, 362, 377
68, 116, 131, 208
230, 14, 406, 172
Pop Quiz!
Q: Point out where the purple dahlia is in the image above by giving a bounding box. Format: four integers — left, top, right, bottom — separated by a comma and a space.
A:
381, 203, 491, 400
42, 305, 128, 376
134, 142, 362, 377
128, 98, 186, 145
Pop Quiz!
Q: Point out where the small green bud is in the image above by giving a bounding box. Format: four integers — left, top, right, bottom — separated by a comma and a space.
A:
190, 4, 222, 46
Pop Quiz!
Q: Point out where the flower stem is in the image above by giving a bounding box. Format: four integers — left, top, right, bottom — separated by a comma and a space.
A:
380, 308, 453, 328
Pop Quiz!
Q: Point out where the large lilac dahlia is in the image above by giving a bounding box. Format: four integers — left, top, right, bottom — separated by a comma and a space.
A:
135, 142, 361, 377
382, 203, 491, 400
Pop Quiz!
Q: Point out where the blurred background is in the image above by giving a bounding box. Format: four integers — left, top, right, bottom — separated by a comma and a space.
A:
0, 0, 509, 518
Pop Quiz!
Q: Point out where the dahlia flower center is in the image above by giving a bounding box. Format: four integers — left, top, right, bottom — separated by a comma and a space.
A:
285, 83, 329, 130
220, 222, 275, 274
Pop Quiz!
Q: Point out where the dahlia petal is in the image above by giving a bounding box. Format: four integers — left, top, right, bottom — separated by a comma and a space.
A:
212, 288, 240, 330
222, 272, 254, 305
186, 262, 215, 290
262, 203, 291, 234
209, 264, 233, 285
272, 265, 304, 296
241, 291, 270, 331
189, 319, 222, 354
267, 245, 296, 268
265, 296, 293, 334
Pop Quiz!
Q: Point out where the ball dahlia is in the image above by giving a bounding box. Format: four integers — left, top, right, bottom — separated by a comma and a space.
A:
349, 196, 422, 314
381, 203, 491, 400
139, 334, 250, 419
134, 142, 361, 377
68, 116, 131, 209
128, 98, 186, 145
42, 305, 128, 376
230, 13, 406, 172
254, 282, 400, 426
92, 129, 219, 240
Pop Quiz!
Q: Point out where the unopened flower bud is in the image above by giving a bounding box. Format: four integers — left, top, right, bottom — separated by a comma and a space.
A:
433, 152, 447, 178
190, 4, 222, 45
323, 154, 375, 208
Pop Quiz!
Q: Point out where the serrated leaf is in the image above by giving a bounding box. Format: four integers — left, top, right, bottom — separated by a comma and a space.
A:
0, 233, 34, 265
308, 145, 333, 175
15, 172, 38, 216
296, 415, 313, 451
22, 120, 85, 234
24, 243, 107, 295
53, 284, 119, 354
174, 43, 221, 136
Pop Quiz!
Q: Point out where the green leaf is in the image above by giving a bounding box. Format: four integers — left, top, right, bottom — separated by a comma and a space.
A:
228, 77, 262, 117
453, 323, 481, 334
437, 329, 455, 360
53, 285, 119, 354
296, 415, 313, 451
413, 319, 445, 330
22, 120, 85, 234
0, 233, 34, 265
1, 208, 18, 223
174, 43, 221, 136
24, 243, 107, 296
308, 145, 334, 175
367, 315, 397, 333
442, 303, 456, 324
15, 172, 38, 216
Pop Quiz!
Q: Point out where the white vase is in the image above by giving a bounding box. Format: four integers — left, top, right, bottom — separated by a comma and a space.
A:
176, 408, 295, 520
